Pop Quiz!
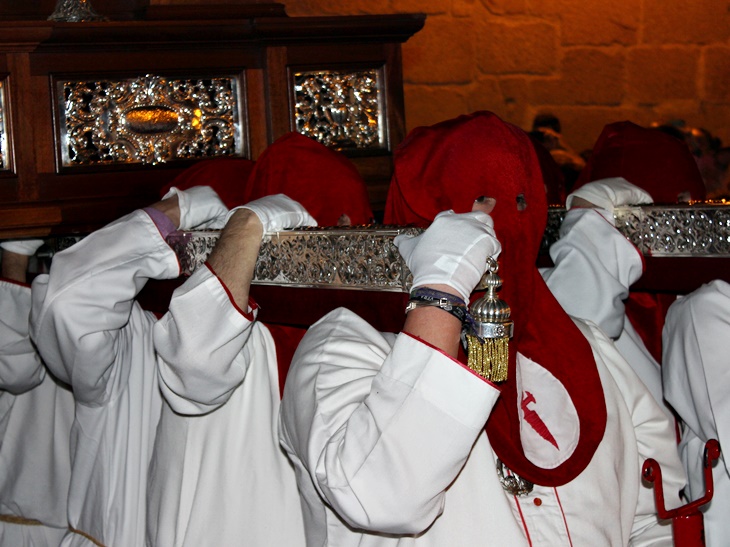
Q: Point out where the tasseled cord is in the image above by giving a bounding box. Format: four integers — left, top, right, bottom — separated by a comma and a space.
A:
463, 257, 513, 383
465, 334, 509, 382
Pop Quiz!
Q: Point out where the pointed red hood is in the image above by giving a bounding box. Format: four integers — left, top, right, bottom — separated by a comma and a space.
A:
385, 111, 607, 486
575, 121, 705, 203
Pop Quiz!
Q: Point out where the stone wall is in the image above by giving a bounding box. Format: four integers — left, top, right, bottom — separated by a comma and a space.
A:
286, 0, 730, 154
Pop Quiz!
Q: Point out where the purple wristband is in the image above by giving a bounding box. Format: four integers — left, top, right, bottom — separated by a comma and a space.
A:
143, 207, 178, 239
409, 287, 466, 306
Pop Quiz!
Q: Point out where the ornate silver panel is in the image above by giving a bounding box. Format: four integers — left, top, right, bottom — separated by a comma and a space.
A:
614, 205, 730, 257
45, 205, 730, 292
58, 74, 242, 166
293, 68, 386, 150
167, 226, 420, 291
170, 205, 730, 291
47, 0, 107, 21
542, 207, 565, 254
0, 79, 7, 171
546, 205, 730, 257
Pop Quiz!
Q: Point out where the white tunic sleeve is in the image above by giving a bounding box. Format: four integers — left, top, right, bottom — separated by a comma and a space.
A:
0, 280, 44, 395
541, 208, 643, 339
30, 210, 180, 405
153, 264, 258, 415
280, 307, 501, 536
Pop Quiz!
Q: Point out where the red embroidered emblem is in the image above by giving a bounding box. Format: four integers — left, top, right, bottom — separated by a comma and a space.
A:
521, 391, 559, 449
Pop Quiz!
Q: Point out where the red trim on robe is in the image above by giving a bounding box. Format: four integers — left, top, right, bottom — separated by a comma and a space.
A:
402, 330, 500, 388
0, 277, 31, 288
204, 262, 257, 321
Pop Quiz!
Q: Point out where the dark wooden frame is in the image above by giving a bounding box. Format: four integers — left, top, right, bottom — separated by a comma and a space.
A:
0, 11, 425, 238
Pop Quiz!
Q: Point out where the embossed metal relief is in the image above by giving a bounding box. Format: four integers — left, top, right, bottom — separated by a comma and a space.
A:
167, 231, 219, 277
542, 208, 565, 254
293, 68, 386, 151
47, 236, 84, 255
0, 79, 7, 171
546, 205, 730, 257
33, 205, 730, 292
614, 205, 730, 257
48, 0, 107, 22
169, 205, 730, 291
167, 226, 421, 291
58, 74, 242, 166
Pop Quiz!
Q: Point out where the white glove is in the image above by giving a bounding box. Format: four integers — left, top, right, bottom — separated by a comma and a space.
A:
225, 194, 317, 232
0, 239, 45, 256
566, 177, 653, 213
162, 186, 229, 230
395, 210, 502, 302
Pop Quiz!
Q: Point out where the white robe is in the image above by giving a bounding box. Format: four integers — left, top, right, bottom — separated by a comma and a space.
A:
30, 210, 179, 547
31, 207, 305, 547
280, 307, 686, 546
146, 264, 305, 547
540, 208, 675, 423
0, 279, 73, 546
662, 280, 730, 547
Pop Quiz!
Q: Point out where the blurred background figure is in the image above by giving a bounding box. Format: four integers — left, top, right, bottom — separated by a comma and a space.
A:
529, 112, 586, 196
652, 119, 730, 200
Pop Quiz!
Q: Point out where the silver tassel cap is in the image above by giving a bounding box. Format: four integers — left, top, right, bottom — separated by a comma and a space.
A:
464, 257, 513, 382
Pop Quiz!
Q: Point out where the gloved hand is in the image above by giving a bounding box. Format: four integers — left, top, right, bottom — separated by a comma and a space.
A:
162, 186, 229, 230
395, 210, 501, 302
0, 239, 45, 256
566, 177, 653, 213
226, 194, 317, 232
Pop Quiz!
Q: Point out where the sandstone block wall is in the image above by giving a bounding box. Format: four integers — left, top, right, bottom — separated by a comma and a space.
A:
287, 0, 730, 154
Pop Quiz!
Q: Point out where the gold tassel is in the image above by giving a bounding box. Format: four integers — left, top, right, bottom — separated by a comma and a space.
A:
464, 257, 513, 383
465, 334, 509, 383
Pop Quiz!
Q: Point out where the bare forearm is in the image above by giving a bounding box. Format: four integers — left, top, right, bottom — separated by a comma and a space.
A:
207, 208, 263, 309
403, 283, 463, 358
1, 251, 30, 283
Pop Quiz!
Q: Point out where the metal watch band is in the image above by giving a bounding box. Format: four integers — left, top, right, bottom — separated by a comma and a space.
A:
405, 297, 469, 324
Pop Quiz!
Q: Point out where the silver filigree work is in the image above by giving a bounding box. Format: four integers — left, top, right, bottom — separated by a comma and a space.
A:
541, 208, 565, 254
48, 0, 107, 21
170, 205, 730, 292
614, 205, 730, 257
496, 459, 534, 497
167, 226, 421, 291
293, 69, 385, 150
0, 80, 6, 171
59, 74, 242, 166
545, 205, 730, 257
